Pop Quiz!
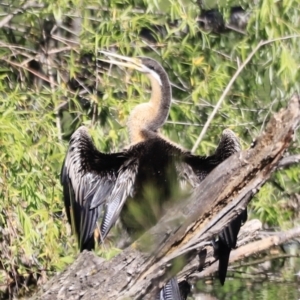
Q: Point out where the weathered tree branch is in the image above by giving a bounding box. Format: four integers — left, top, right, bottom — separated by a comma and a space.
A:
177, 219, 262, 282
192, 224, 300, 281
31, 94, 300, 300
278, 154, 300, 169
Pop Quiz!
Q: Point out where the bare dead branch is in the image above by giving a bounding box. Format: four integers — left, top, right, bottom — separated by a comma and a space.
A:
0, 2, 43, 29
278, 154, 300, 169
231, 254, 300, 270
177, 219, 262, 282
193, 225, 300, 281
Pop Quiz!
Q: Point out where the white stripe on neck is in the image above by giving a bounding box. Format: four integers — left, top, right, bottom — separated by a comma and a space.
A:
148, 69, 162, 86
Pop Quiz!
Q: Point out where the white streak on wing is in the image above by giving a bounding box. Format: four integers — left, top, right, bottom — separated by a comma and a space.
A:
101, 160, 138, 239
158, 277, 181, 300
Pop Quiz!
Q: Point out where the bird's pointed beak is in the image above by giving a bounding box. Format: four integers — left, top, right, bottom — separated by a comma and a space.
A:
99, 51, 146, 72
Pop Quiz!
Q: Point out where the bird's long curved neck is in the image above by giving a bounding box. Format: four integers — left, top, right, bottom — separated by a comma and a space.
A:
128, 67, 171, 144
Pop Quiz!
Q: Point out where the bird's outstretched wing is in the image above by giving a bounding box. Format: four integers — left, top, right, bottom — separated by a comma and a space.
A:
211, 129, 247, 284
184, 129, 247, 285
184, 129, 242, 182
61, 126, 138, 251
216, 208, 248, 284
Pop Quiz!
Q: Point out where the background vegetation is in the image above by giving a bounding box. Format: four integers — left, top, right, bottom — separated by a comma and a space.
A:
0, 0, 300, 298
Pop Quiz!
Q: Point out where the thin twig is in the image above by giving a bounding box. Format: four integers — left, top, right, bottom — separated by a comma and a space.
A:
0, 41, 38, 53
92, 51, 99, 126
225, 23, 246, 35
191, 35, 300, 154
191, 40, 264, 153
0, 1, 43, 28
166, 120, 255, 127
1, 57, 55, 85
50, 34, 81, 48
1, 57, 79, 101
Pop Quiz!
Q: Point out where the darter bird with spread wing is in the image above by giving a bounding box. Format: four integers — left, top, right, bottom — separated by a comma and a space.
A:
61, 52, 247, 295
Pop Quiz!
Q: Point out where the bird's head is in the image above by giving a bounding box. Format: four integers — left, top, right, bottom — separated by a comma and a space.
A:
99, 51, 165, 86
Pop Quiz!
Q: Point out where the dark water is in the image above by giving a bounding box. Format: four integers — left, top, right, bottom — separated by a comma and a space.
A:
191, 255, 300, 300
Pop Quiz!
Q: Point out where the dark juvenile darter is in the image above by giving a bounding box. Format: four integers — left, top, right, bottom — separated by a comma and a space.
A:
61, 51, 247, 289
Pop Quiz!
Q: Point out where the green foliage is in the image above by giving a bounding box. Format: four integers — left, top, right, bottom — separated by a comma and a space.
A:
0, 0, 300, 297
196, 271, 300, 300
0, 88, 77, 268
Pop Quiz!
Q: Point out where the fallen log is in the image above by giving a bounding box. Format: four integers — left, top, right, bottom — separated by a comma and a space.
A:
31, 94, 300, 300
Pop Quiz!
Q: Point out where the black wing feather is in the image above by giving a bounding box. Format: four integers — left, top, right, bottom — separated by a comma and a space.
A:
184, 129, 246, 285
156, 277, 182, 300
209, 129, 247, 285
61, 126, 135, 251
